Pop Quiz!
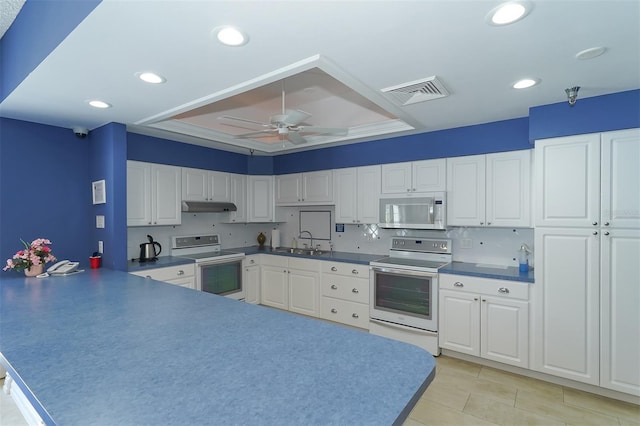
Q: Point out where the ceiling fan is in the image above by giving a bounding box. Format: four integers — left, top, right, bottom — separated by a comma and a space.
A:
217, 82, 349, 145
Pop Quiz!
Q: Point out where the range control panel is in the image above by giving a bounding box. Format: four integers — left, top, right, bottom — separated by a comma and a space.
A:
390, 237, 451, 254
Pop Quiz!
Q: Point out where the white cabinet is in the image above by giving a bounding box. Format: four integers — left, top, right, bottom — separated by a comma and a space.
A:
127, 161, 181, 226
224, 173, 247, 223
260, 256, 320, 317
243, 255, 260, 304
275, 170, 333, 205
447, 150, 531, 227
381, 159, 446, 194
247, 175, 276, 222
439, 274, 529, 368
181, 167, 230, 202
130, 263, 196, 289
320, 261, 370, 329
333, 165, 381, 224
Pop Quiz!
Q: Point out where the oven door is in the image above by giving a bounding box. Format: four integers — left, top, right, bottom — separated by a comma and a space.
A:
198, 257, 245, 300
369, 266, 438, 332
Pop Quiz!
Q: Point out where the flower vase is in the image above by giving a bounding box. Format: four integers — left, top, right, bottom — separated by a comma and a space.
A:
24, 264, 44, 277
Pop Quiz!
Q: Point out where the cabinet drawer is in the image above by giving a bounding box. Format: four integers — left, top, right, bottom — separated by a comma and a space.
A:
131, 264, 195, 282
321, 261, 369, 278
288, 257, 320, 272
321, 276, 369, 304
321, 297, 369, 329
261, 255, 288, 268
439, 274, 529, 300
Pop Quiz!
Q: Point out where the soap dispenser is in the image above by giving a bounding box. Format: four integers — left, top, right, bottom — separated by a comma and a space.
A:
518, 244, 531, 272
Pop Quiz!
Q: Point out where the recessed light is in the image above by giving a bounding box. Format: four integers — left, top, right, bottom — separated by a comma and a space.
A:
214, 26, 249, 47
137, 72, 166, 84
575, 47, 607, 60
487, 1, 531, 26
513, 78, 539, 89
88, 100, 111, 109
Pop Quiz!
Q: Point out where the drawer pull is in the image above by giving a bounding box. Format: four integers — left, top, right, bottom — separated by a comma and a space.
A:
454, 282, 464, 288
177, 270, 184, 276
331, 284, 338, 290
498, 287, 510, 294
352, 313, 359, 318
351, 269, 359, 275
352, 288, 359, 293
331, 308, 338, 314
331, 266, 338, 272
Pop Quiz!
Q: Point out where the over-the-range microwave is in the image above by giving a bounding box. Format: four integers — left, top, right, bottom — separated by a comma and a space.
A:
378, 192, 446, 230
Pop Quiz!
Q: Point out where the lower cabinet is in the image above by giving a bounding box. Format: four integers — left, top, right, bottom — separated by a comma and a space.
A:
320, 261, 370, 329
130, 264, 196, 289
439, 273, 529, 368
243, 255, 260, 304
260, 256, 320, 317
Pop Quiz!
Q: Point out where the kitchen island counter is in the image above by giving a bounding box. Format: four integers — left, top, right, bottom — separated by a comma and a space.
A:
0, 269, 434, 425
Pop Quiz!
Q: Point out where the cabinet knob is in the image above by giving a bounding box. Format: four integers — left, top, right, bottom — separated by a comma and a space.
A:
604, 222, 610, 226
331, 266, 337, 271
331, 308, 338, 314
352, 269, 359, 275
412, 188, 416, 192
406, 188, 411, 192
604, 231, 610, 236
331, 284, 338, 290
480, 222, 484, 225
482, 299, 487, 302
454, 282, 464, 287
177, 270, 184, 276
250, 259, 255, 264
592, 221, 598, 226
474, 297, 478, 301
498, 287, 510, 294
593, 231, 598, 235
487, 222, 492, 225
352, 313, 359, 318
352, 288, 359, 293
353, 220, 357, 223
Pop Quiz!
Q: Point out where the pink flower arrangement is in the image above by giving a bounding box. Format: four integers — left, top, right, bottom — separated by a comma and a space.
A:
3, 238, 57, 272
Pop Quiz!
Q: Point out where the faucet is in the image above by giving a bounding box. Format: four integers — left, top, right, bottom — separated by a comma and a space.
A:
299, 230, 314, 251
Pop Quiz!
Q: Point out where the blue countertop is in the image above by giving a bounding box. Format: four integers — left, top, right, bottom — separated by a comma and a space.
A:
232, 245, 384, 265
0, 269, 435, 425
439, 261, 535, 283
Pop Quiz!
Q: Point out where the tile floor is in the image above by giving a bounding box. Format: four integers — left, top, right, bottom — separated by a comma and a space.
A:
405, 355, 640, 426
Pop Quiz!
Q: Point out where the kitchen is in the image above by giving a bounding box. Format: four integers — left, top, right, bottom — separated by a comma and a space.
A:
1, 1, 640, 424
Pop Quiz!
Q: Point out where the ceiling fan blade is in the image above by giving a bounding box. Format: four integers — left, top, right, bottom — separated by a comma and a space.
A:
296, 126, 349, 136
218, 115, 271, 131
277, 109, 312, 126
287, 131, 308, 145
234, 129, 277, 139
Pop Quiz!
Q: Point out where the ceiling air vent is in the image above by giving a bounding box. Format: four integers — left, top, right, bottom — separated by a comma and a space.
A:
382, 76, 449, 106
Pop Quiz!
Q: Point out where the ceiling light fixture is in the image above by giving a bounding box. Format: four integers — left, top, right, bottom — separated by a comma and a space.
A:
513, 78, 539, 89
214, 26, 248, 47
487, 1, 531, 25
88, 100, 111, 109
137, 72, 166, 84
565, 86, 580, 106
575, 47, 606, 60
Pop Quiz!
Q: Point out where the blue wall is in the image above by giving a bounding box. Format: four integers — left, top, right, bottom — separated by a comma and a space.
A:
0, 118, 92, 269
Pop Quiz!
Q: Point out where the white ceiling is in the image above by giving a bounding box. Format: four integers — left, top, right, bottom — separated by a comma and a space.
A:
1, 0, 638, 155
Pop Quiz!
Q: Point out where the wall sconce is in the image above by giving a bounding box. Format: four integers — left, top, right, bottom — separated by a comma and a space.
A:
565, 86, 580, 106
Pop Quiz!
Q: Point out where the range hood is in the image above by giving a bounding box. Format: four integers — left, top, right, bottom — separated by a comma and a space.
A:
181, 201, 237, 213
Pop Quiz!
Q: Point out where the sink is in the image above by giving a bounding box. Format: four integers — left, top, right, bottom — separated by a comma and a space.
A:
274, 247, 324, 256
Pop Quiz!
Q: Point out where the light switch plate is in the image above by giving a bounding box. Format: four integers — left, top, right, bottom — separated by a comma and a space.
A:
98, 241, 104, 253
96, 215, 105, 228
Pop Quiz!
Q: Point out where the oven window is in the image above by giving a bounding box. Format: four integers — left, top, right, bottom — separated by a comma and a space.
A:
201, 261, 242, 296
374, 271, 432, 319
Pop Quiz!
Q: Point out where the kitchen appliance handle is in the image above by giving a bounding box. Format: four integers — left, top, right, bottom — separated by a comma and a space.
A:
195, 255, 245, 266
371, 266, 437, 278
369, 318, 438, 337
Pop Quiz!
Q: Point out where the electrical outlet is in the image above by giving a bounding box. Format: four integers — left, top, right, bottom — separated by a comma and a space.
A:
461, 239, 473, 249
98, 241, 104, 253
96, 215, 105, 229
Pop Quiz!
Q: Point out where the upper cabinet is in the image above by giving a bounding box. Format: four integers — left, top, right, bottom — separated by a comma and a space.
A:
182, 167, 230, 202
127, 161, 181, 226
334, 165, 381, 224
381, 159, 446, 194
535, 129, 640, 229
224, 173, 247, 223
275, 170, 333, 205
447, 151, 531, 227
247, 175, 276, 223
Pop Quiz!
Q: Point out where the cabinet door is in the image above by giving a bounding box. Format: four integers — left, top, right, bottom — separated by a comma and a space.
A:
303, 170, 333, 203
260, 265, 288, 310
381, 162, 412, 194
412, 159, 446, 192
439, 289, 480, 356
486, 150, 531, 227
152, 164, 182, 226
357, 165, 381, 224
288, 268, 319, 317
209, 171, 231, 202
601, 128, 640, 229
481, 296, 529, 368
248, 176, 274, 222
275, 173, 302, 204
447, 155, 486, 226
244, 265, 260, 304
226, 174, 247, 223
334, 168, 358, 224
127, 161, 152, 226
181, 167, 209, 201
533, 228, 600, 385
535, 134, 601, 227
600, 229, 640, 395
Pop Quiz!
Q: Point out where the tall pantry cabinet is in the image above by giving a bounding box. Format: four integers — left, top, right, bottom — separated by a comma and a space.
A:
533, 128, 640, 396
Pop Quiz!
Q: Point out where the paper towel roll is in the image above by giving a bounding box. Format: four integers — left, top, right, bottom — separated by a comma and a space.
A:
271, 229, 280, 249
